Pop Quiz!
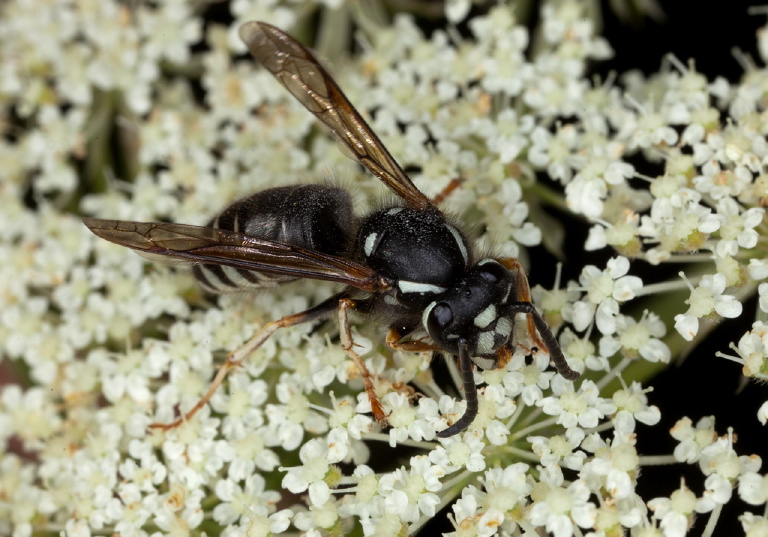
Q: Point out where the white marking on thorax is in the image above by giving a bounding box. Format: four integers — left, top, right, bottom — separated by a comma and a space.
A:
363, 232, 378, 257
445, 224, 468, 266
398, 280, 446, 295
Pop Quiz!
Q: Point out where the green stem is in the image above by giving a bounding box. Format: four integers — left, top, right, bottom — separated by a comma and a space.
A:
638, 454, 679, 465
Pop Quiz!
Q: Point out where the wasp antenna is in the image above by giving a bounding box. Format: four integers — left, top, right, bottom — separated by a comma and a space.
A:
529, 308, 580, 381
437, 340, 477, 438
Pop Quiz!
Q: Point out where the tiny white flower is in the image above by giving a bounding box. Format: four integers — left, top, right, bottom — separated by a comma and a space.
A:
713, 197, 764, 257
599, 311, 670, 364
739, 512, 768, 536
648, 483, 699, 537
281, 434, 345, 507
738, 472, 768, 506
528, 480, 597, 537
670, 416, 718, 463
570, 257, 642, 334
538, 379, 617, 430
429, 435, 486, 473
697, 432, 758, 509
611, 382, 661, 435
529, 433, 586, 472
759, 401, 768, 425
674, 272, 743, 341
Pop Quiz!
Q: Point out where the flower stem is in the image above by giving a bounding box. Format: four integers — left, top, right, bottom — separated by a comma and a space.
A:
637, 454, 679, 465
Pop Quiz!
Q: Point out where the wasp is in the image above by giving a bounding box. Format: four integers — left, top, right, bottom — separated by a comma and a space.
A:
83, 21, 579, 438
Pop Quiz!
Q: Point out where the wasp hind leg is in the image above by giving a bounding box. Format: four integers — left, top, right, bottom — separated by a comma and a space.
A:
431, 177, 465, 206
150, 293, 343, 431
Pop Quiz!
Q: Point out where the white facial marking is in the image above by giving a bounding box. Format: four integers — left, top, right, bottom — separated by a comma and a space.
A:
398, 280, 446, 295
495, 317, 513, 338
422, 301, 438, 332
502, 283, 512, 304
363, 232, 378, 257
387, 207, 404, 216
445, 224, 469, 265
475, 331, 496, 355
473, 304, 497, 328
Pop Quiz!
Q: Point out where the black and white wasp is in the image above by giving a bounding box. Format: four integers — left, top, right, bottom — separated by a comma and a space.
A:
83, 21, 579, 438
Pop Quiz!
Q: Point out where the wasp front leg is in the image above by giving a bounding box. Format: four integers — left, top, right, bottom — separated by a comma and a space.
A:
337, 298, 389, 427
498, 258, 549, 352
385, 327, 441, 353
150, 294, 342, 431
498, 257, 578, 380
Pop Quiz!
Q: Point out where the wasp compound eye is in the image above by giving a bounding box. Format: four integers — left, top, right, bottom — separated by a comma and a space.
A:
430, 303, 453, 330
478, 261, 507, 283
424, 301, 458, 354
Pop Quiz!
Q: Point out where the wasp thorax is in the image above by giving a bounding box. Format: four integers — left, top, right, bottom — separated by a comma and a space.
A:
358, 206, 470, 309
423, 260, 516, 362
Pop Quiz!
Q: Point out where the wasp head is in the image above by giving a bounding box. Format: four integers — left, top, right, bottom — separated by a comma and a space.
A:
422, 259, 518, 368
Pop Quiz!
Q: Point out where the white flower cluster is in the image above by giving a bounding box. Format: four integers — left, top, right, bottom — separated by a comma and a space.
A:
1, 0, 767, 536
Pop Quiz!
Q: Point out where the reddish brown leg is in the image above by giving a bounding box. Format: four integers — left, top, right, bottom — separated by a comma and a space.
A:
494, 344, 513, 370
431, 177, 465, 205
498, 258, 578, 380
498, 257, 547, 351
385, 327, 441, 353
150, 295, 340, 431
338, 298, 388, 426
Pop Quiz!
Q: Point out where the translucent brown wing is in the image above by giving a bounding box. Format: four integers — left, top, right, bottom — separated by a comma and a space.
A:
239, 21, 432, 210
83, 218, 387, 292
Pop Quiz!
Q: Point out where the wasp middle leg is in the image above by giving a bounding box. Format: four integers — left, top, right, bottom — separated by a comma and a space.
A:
337, 298, 389, 427
150, 293, 344, 431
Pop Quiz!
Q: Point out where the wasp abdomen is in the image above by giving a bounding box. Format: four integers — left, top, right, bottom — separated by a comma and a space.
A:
194, 184, 354, 293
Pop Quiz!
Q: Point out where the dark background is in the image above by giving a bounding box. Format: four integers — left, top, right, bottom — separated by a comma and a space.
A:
422, 1, 767, 535
562, 1, 767, 535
